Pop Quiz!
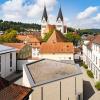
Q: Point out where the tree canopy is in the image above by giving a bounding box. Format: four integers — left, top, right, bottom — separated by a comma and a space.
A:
43, 32, 52, 42
65, 32, 81, 46
0, 29, 19, 43
0, 20, 41, 32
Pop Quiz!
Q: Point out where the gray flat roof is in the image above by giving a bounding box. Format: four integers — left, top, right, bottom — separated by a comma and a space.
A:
0, 44, 16, 54
26, 59, 82, 86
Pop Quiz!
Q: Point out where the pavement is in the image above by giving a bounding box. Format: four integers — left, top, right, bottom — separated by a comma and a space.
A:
82, 67, 100, 100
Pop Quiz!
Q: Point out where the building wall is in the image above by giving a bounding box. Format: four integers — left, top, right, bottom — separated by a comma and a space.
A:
23, 65, 35, 87
83, 41, 100, 81
32, 48, 40, 58
27, 75, 83, 100
56, 19, 64, 34
82, 44, 88, 64
0, 51, 16, 78
17, 59, 35, 70
40, 53, 74, 61
41, 20, 48, 38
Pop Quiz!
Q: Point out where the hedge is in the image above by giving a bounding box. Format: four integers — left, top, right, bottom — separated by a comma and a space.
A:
95, 81, 100, 90
87, 70, 94, 78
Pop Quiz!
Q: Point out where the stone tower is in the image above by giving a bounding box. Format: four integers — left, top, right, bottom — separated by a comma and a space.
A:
56, 7, 64, 34
41, 5, 48, 38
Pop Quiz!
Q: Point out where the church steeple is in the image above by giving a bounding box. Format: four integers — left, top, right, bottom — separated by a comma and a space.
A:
57, 7, 63, 22
42, 5, 48, 22
41, 5, 48, 38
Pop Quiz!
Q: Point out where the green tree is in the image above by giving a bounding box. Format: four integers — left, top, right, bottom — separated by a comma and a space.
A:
0, 19, 41, 32
65, 32, 81, 46
0, 29, 19, 43
43, 32, 52, 42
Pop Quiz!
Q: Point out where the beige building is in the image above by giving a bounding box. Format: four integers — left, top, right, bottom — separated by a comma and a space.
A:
83, 35, 100, 81
23, 59, 83, 100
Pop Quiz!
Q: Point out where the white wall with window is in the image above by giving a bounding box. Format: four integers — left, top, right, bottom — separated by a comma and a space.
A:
0, 45, 16, 78
32, 48, 40, 58
83, 41, 100, 81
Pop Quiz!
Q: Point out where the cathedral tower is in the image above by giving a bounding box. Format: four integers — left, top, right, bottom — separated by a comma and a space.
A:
41, 5, 48, 38
56, 7, 64, 34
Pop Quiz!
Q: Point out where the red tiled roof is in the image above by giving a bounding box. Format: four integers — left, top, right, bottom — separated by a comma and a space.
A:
47, 30, 67, 43
17, 34, 41, 43
0, 77, 32, 100
87, 42, 92, 50
47, 24, 56, 30
3, 43, 25, 50
86, 35, 94, 41
93, 35, 100, 45
40, 42, 74, 53
32, 43, 41, 48
86, 35, 100, 49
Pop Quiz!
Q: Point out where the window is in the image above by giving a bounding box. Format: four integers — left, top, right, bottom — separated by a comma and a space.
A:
10, 69, 12, 72
10, 53, 12, 67
96, 57, 97, 64
96, 70, 98, 79
69, 57, 71, 60
0, 56, 1, 72
78, 94, 81, 100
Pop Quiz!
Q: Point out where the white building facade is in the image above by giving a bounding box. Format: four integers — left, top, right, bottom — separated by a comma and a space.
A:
40, 53, 74, 61
83, 36, 100, 81
0, 45, 16, 78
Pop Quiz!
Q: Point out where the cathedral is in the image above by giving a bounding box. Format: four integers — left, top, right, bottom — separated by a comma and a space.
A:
41, 5, 67, 38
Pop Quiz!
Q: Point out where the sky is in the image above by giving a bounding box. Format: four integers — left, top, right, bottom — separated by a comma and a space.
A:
0, 0, 100, 29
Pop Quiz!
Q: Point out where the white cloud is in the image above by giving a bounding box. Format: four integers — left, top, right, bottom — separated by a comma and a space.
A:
93, 13, 100, 22
0, 0, 57, 22
0, 1, 100, 29
77, 6, 98, 20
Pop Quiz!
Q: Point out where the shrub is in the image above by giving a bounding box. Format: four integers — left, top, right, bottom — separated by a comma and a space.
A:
95, 81, 100, 90
79, 61, 83, 67
79, 61, 88, 69
83, 64, 88, 69
81, 62, 88, 69
87, 70, 94, 78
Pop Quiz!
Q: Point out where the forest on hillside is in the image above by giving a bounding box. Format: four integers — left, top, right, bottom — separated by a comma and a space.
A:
0, 20, 100, 35
0, 20, 41, 32
67, 27, 100, 35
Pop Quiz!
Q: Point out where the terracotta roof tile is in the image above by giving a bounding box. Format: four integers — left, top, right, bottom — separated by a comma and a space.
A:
93, 35, 100, 45
86, 35, 95, 41
87, 42, 92, 50
0, 77, 32, 100
47, 30, 67, 43
40, 42, 74, 53
17, 35, 41, 43
32, 43, 41, 48
3, 43, 25, 51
